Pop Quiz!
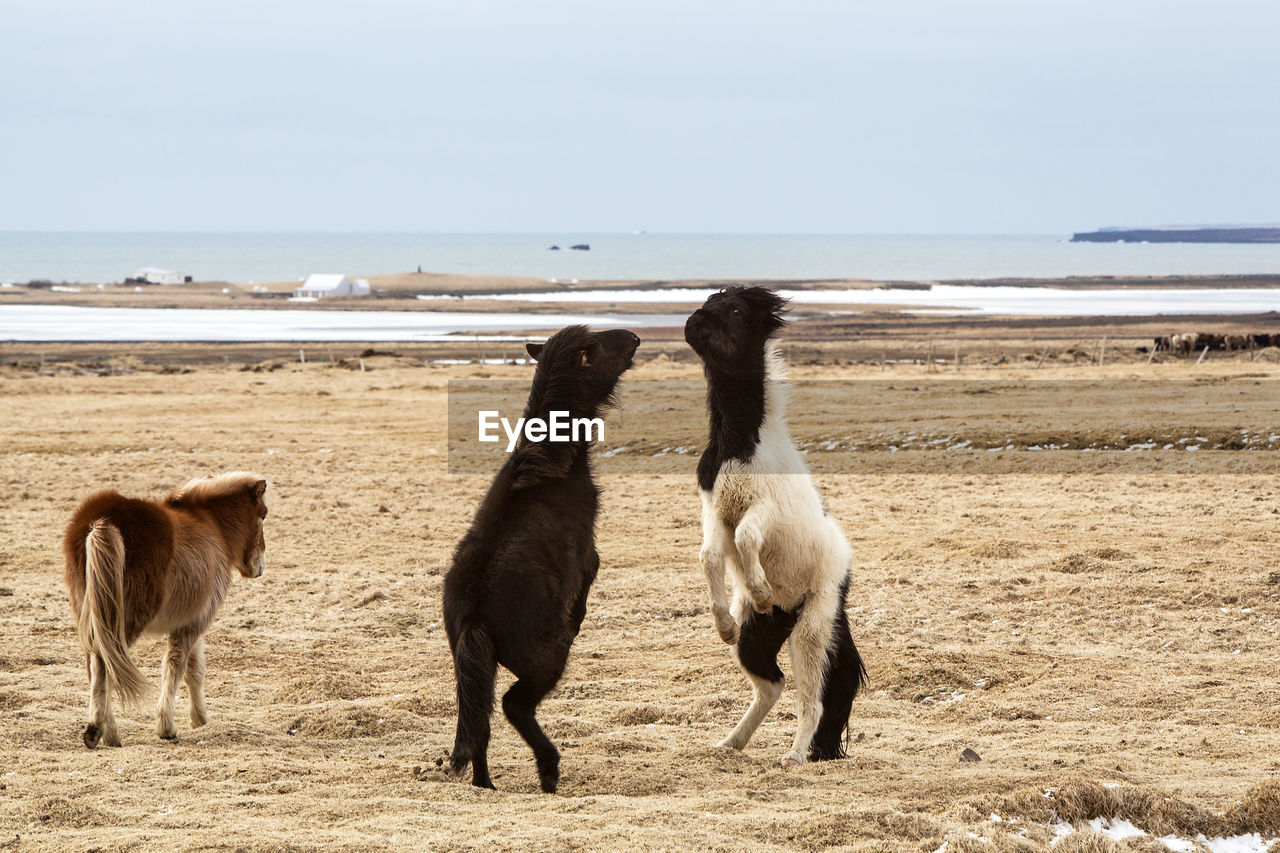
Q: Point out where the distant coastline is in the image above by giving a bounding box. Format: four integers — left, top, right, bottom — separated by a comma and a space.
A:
1072, 226, 1280, 244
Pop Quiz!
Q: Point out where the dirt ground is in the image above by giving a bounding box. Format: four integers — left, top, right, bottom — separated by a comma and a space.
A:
2, 343, 1279, 852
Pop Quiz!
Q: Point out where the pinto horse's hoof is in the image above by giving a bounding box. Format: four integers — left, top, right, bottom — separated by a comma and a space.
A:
717, 623, 739, 645
781, 753, 803, 769
83, 724, 102, 749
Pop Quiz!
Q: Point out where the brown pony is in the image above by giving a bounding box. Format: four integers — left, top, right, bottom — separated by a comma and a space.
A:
62, 472, 269, 748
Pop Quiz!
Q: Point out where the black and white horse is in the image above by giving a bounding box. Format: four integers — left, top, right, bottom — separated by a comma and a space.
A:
684, 286, 866, 768
443, 325, 641, 792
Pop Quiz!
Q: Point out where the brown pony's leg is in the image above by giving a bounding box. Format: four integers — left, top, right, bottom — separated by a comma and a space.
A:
184, 636, 208, 728
86, 654, 122, 748
156, 630, 198, 740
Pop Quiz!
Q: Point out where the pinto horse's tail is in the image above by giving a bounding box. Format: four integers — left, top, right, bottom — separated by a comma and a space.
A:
810, 575, 868, 761
77, 520, 149, 708
448, 623, 497, 779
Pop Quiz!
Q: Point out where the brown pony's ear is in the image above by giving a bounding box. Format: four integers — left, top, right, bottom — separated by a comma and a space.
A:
251, 479, 267, 501
525, 342, 544, 361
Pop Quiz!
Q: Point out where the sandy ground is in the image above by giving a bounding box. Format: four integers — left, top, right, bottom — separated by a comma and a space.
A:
2, 348, 1279, 852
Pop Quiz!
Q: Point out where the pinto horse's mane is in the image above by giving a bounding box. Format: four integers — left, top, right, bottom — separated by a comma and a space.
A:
168, 472, 267, 508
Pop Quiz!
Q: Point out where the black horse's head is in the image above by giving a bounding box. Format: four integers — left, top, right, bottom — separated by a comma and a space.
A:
684, 286, 788, 370
525, 326, 641, 418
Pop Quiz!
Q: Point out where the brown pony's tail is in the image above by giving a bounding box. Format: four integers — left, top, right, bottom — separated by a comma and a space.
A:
77, 520, 149, 708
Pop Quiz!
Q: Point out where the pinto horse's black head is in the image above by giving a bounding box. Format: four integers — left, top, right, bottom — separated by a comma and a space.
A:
684, 286, 788, 370
524, 325, 641, 418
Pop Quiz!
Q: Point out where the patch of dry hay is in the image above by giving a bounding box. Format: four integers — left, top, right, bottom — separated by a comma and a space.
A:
19, 795, 117, 828
1225, 779, 1280, 836
967, 539, 1031, 559
286, 704, 420, 738
610, 705, 675, 726
272, 671, 371, 703
973, 777, 1280, 840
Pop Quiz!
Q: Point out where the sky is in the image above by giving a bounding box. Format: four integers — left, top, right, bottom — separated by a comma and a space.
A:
2, 0, 1278, 233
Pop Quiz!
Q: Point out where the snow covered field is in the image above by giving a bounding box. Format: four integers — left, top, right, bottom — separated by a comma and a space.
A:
0, 305, 689, 342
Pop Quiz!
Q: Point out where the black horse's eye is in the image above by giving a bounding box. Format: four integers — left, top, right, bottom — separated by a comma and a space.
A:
731, 307, 742, 316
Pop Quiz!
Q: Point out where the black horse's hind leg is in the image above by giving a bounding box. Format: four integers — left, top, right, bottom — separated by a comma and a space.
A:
469, 723, 495, 790
448, 625, 498, 789
502, 664, 565, 793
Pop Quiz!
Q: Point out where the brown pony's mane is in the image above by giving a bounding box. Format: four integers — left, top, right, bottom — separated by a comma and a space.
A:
167, 472, 267, 508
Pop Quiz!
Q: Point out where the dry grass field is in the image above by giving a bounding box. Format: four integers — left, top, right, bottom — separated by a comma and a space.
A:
2, 345, 1279, 851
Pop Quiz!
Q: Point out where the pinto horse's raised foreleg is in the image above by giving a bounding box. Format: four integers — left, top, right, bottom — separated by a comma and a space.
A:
157, 630, 200, 740
84, 653, 122, 748
698, 513, 738, 643
732, 505, 776, 614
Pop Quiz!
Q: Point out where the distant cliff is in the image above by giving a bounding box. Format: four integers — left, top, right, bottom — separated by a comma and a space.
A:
1072, 227, 1280, 244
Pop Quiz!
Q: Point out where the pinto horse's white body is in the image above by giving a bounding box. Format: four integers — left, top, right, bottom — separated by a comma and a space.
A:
697, 344, 858, 767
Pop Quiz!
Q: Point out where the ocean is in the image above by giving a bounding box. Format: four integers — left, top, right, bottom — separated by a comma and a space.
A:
4, 232, 1280, 286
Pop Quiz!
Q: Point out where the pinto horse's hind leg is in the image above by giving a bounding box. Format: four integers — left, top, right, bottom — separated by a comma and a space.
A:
502, 657, 566, 794
85, 653, 122, 748
720, 602, 797, 751
781, 588, 843, 768
156, 630, 199, 740
184, 636, 208, 728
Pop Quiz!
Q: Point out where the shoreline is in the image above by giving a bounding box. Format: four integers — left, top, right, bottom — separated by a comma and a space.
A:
3, 272, 1280, 315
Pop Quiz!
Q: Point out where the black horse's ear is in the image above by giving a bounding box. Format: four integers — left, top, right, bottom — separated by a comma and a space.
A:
526, 342, 544, 361
577, 349, 590, 369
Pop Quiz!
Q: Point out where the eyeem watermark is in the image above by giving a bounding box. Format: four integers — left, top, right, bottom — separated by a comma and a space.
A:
478, 410, 605, 452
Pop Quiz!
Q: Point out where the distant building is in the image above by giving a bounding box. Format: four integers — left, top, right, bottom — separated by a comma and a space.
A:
291, 274, 371, 300
133, 267, 188, 285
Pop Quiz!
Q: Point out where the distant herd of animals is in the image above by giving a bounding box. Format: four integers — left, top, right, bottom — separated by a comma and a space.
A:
1153, 331, 1278, 355
62, 286, 864, 792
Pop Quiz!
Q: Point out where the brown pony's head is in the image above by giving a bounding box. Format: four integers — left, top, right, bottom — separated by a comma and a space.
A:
169, 472, 269, 579
241, 478, 268, 578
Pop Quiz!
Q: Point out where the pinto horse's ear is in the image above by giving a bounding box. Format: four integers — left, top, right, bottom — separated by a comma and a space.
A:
525, 342, 544, 362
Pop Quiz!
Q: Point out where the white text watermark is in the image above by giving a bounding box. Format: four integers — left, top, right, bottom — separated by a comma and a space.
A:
478, 410, 606, 452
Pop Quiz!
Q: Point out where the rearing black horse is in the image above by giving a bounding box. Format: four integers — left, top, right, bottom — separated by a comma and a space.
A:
443, 325, 640, 792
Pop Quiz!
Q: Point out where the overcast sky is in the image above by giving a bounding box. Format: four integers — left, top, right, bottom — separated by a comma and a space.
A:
2, 0, 1277, 233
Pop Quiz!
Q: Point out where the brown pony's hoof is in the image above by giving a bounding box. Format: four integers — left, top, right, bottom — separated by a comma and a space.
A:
159, 732, 178, 742
83, 724, 102, 749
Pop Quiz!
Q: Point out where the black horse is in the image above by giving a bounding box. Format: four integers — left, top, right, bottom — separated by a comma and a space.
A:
443, 325, 640, 792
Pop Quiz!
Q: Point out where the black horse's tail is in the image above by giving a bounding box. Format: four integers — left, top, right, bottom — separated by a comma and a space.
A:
449, 623, 497, 775
810, 576, 868, 761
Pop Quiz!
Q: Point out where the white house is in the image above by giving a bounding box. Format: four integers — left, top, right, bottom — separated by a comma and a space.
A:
291, 274, 371, 300
133, 267, 187, 285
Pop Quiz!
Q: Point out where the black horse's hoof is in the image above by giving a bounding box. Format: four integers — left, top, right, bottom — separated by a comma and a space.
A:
83, 724, 102, 749
539, 772, 559, 794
